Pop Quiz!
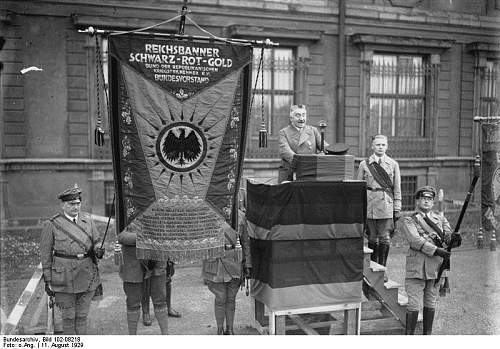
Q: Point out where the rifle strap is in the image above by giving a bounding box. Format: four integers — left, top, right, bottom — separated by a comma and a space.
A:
411, 213, 444, 247
365, 158, 394, 197
51, 216, 92, 252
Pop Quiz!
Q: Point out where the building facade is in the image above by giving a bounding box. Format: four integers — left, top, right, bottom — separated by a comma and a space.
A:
1, 0, 499, 221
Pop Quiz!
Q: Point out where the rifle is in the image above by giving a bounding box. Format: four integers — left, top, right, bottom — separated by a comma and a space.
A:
435, 156, 481, 286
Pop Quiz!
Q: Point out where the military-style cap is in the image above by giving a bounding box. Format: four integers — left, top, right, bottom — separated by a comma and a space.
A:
58, 184, 82, 202
325, 143, 350, 155
415, 185, 437, 199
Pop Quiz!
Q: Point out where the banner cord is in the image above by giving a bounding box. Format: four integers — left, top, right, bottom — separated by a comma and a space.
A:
185, 16, 245, 46
109, 14, 182, 36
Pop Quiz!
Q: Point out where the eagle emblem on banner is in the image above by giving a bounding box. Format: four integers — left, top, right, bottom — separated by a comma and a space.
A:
157, 122, 207, 171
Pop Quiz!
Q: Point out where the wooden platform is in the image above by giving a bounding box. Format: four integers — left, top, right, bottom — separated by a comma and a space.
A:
250, 245, 421, 335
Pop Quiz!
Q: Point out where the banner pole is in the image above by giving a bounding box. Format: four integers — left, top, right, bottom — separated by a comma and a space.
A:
78, 27, 279, 47
178, 0, 188, 35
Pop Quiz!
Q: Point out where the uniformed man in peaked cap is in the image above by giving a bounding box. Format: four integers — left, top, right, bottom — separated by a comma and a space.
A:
400, 185, 461, 335
40, 184, 104, 334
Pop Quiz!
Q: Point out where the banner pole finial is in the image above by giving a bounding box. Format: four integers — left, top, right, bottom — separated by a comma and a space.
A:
178, 0, 188, 35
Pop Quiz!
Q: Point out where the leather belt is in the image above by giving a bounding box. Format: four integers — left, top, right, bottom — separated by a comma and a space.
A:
367, 187, 386, 192
224, 244, 235, 250
54, 251, 90, 260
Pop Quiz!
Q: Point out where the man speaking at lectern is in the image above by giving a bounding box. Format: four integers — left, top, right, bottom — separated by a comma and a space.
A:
278, 104, 324, 183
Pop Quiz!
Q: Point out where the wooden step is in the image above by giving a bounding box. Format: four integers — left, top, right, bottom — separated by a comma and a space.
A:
328, 316, 404, 335
369, 260, 386, 273
384, 280, 401, 290
398, 292, 408, 306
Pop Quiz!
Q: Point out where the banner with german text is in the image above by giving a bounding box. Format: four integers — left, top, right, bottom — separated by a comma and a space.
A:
109, 34, 252, 263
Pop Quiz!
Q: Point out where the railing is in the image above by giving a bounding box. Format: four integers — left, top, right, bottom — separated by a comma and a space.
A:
0, 263, 45, 335
387, 137, 433, 158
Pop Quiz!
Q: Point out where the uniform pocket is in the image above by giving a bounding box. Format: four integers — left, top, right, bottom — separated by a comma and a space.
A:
51, 265, 67, 286
405, 253, 420, 276
202, 259, 219, 276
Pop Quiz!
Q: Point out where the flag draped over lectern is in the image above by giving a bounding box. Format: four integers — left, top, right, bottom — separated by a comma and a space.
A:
109, 34, 252, 263
246, 181, 366, 309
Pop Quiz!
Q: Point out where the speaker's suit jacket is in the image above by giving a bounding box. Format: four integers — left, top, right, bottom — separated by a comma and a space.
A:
278, 125, 322, 183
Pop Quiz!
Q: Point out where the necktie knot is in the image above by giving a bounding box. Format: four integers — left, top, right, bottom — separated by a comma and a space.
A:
378, 158, 382, 165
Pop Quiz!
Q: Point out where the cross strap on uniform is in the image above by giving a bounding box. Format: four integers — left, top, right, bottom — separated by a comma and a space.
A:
365, 158, 394, 198
411, 213, 444, 248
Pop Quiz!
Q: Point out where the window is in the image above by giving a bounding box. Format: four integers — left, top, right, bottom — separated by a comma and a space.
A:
251, 47, 295, 135
104, 181, 115, 217
401, 175, 417, 211
368, 53, 437, 158
246, 47, 299, 158
478, 60, 499, 117
369, 54, 428, 138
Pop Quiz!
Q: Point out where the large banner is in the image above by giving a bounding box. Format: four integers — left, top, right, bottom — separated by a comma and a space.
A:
481, 122, 500, 233
109, 34, 252, 263
246, 181, 365, 309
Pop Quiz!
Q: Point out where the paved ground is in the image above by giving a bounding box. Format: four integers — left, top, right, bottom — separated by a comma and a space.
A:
3, 241, 500, 335
386, 243, 500, 335
88, 241, 500, 335
87, 265, 259, 335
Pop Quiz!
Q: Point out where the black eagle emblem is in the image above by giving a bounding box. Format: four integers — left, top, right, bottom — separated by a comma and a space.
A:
162, 127, 201, 166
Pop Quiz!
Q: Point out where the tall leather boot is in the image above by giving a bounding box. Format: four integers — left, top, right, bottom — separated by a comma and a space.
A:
405, 310, 419, 335
154, 306, 169, 335
126, 309, 141, 335
423, 307, 435, 335
378, 243, 390, 266
378, 243, 390, 282
166, 280, 181, 318
368, 241, 378, 263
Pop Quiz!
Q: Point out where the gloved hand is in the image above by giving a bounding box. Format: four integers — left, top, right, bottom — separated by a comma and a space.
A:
244, 267, 252, 279
45, 282, 55, 297
393, 210, 401, 222
449, 233, 462, 249
95, 248, 105, 259
434, 247, 451, 258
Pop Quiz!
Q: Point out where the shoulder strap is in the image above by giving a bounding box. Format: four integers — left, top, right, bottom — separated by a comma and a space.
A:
51, 216, 92, 251
411, 213, 444, 246
366, 158, 394, 195
422, 214, 444, 240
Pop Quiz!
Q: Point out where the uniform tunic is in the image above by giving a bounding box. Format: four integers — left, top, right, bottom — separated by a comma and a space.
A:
400, 211, 452, 280
40, 212, 101, 293
117, 229, 166, 283
356, 154, 402, 219
202, 217, 251, 283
